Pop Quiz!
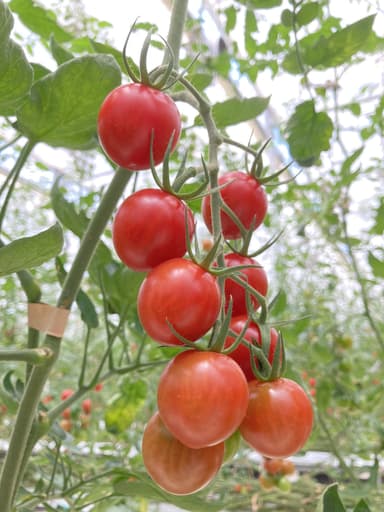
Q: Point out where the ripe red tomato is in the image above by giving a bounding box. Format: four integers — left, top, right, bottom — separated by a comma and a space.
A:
223, 253, 268, 315
142, 412, 224, 495
98, 83, 181, 170
240, 378, 313, 458
60, 389, 74, 401
137, 258, 221, 345
81, 398, 92, 415
224, 316, 279, 381
201, 171, 267, 239
61, 407, 71, 420
112, 189, 195, 271
157, 350, 249, 448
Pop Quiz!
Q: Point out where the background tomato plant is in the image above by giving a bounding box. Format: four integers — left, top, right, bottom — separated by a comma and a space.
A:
0, 0, 383, 511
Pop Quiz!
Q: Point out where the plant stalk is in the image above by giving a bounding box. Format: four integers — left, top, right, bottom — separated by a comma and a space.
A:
164, 0, 189, 68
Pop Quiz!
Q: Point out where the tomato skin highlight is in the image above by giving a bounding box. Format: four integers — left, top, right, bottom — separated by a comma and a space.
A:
157, 350, 249, 448
98, 83, 181, 170
137, 258, 221, 346
223, 253, 268, 316
202, 171, 267, 239
142, 412, 224, 495
240, 378, 313, 458
112, 189, 195, 272
224, 316, 279, 381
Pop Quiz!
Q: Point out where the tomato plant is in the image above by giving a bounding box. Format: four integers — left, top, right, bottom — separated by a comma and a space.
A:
142, 412, 224, 495
225, 316, 279, 381
201, 171, 268, 239
112, 189, 195, 271
223, 253, 268, 315
98, 83, 181, 170
240, 378, 313, 458
157, 350, 249, 448
81, 398, 92, 415
137, 258, 221, 345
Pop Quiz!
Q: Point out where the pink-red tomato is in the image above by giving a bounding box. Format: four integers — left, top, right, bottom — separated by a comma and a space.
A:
81, 398, 92, 415
157, 350, 249, 448
240, 378, 313, 458
137, 258, 221, 346
223, 253, 268, 316
202, 171, 267, 239
224, 316, 279, 381
98, 83, 181, 170
60, 389, 74, 401
112, 189, 195, 272
142, 412, 224, 495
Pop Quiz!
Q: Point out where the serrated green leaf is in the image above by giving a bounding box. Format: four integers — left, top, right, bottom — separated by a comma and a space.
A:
305, 15, 375, 68
286, 100, 333, 163
189, 73, 212, 92
225, 6, 237, 32
9, 0, 72, 42
0, 223, 63, 276
16, 54, 121, 149
296, 2, 320, 27
30, 62, 51, 81
105, 380, 147, 434
113, 471, 225, 512
245, 10, 257, 55
368, 251, 384, 279
317, 483, 346, 512
212, 96, 269, 128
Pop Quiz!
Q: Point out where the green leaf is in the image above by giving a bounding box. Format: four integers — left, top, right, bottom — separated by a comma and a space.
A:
105, 379, 147, 434
368, 251, 384, 279
236, 0, 282, 8
8, 0, 72, 42
305, 15, 375, 68
296, 2, 320, 27
281, 9, 293, 27
30, 62, 51, 81
0, 223, 63, 276
50, 35, 73, 65
51, 178, 89, 237
113, 471, 225, 512
354, 499, 372, 512
370, 198, 384, 235
212, 96, 270, 128
286, 100, 333, 164
16, 54, 121, 149
317, 484, 346, 512
225, 6, 237, 33
245, 9, 257, 56
0, 2, 33, 115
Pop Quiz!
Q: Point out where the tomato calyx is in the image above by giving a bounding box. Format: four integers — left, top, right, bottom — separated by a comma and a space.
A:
122, 20, 175, 90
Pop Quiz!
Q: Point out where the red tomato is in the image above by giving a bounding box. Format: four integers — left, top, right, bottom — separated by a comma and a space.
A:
223, 253, 268, 315
137, 258, 221, 346
61, 407, 71, 420
81, 398, 92, 415
202, 171, 267, 239
263, 457, 284, 475
98, 83, 181, 170
94, 383, 103, 392
157, 350, 249, 448
60, 389, 74, 401
240, 378, 313, 458
225, 316, 279, 381
112, 189, 195, 271
142, 412, 224, 495
60, 419, 72, 432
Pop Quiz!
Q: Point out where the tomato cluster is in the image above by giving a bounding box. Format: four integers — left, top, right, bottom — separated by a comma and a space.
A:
97, 81, 313, 496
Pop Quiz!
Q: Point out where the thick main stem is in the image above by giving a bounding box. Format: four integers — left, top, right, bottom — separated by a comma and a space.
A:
0, 168, 131, 512
164, 0, 189, 68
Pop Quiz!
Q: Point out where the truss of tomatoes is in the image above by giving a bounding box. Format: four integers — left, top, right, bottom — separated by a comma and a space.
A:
98, 83, 314, 496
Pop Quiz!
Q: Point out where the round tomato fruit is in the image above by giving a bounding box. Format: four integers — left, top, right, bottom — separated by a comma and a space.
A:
240, 378, 313, 458
157, 350, 249, 448
225, 316, 280, 381
98, 83, 181, 170
202, 171, 267, 239
137, 258, 221, 345
113, 189, 195, 271
223, 253, 268, 316
142, 412, 224, 495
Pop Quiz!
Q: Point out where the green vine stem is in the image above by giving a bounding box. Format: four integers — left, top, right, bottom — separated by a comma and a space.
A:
0, 168, 132, 512
0, 347, 53, 364
0, 139, 35, 232
163, 0, 189, 69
